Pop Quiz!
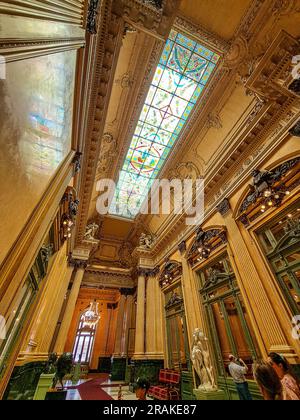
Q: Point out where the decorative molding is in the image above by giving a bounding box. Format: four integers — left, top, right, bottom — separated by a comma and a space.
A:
0, 39, 85, 63
115, 72, 135, 88
83, 267, 134, 288
169, 161, 202, 180
0, 0, 85, 26
272, 0, 300, 17
174, 15, 229, 53
206, 112, 223, 129
114, 0, 180, 40
75, 2, 125, 244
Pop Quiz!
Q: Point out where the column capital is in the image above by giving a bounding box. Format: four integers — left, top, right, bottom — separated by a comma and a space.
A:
178, 240, 187, 255
137, 267, 158, 278
217, 198, 231, 216
68, 256, 88, 269
120, 288, 135, 296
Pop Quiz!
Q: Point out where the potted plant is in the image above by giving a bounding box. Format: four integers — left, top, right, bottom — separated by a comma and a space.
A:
45, 353, 74, 400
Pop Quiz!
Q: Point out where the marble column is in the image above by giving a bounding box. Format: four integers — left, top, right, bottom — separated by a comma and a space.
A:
54, 264, 85, 353
133, 270, 146, 359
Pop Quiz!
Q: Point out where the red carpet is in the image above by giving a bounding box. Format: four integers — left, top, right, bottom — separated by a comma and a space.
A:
77, 375, 113, 400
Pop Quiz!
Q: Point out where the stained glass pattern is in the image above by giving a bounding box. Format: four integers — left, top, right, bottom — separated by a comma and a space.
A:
110, 31, 219, 218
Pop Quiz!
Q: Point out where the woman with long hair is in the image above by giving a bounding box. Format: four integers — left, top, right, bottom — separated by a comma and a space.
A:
268, 353, 300, 401
253, 360, 283, 400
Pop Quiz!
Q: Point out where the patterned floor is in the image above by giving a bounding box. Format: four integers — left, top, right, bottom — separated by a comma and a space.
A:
66, 379, 144, 401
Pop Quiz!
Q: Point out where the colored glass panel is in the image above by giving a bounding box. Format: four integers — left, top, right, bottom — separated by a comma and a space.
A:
110, 30, 220, 218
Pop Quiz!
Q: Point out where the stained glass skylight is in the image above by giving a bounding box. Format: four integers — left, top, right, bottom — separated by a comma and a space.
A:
110, 29, 219, 218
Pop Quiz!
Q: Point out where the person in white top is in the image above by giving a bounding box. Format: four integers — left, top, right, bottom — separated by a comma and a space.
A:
228, 354, 253, 400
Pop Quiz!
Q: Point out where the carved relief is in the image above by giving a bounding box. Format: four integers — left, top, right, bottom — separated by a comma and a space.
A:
97, 133, 118, 177
169, 162, 202, 181
206, 112, 223, 129
224, 36, 249, 70
115, 72, 134, 89
118, 241, 135, 268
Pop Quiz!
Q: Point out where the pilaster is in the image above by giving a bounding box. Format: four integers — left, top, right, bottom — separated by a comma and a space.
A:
217, 199, 297, 359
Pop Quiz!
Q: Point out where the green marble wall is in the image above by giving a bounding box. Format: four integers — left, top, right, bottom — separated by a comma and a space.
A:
181, 371, 196, 400
129, 359, 164, 389
97, 357, 111, 374
111, 358, 127, 381
3, 361, 46, 400
218, 377, 262, 400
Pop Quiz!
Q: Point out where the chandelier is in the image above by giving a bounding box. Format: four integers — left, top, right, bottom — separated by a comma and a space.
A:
260, 187, 291, 214
197, 245, 211, 261
82, 300, 101, 328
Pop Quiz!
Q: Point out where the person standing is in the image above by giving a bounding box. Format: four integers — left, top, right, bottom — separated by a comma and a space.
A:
253, 360, 283, 400
228, 354, 253, 400
268, 353, 300, 400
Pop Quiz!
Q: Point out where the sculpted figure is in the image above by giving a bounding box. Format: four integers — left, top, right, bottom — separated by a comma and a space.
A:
84, 223, 99, 241
139, 233, 153, 249
191, 328, 216, 391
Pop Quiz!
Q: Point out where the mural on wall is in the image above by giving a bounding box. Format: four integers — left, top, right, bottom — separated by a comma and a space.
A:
0, 50, 76, 265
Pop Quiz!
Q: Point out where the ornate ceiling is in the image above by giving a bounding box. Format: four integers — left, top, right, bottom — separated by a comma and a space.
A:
73, 0, 300, 281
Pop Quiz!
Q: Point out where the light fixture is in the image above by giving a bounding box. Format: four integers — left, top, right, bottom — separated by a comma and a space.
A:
197, 245, 211, 260
82, 300, 101, 328
260, 187, 291, 214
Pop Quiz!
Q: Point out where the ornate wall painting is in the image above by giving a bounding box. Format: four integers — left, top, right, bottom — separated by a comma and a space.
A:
0, 50, 77, 265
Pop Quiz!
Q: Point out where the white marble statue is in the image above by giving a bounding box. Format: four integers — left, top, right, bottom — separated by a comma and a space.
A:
191, 328, 216, 391
139, 233, 153, 249
84, 223, 99, 241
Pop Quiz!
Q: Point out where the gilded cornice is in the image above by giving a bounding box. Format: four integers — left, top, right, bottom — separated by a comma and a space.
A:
75, 0, 125, 244
0, 0, 86, 26
83, 266, 134, 289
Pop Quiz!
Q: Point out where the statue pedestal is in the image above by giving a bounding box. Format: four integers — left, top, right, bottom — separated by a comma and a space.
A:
193, 388, 226, 401
33, 373, 55, 400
